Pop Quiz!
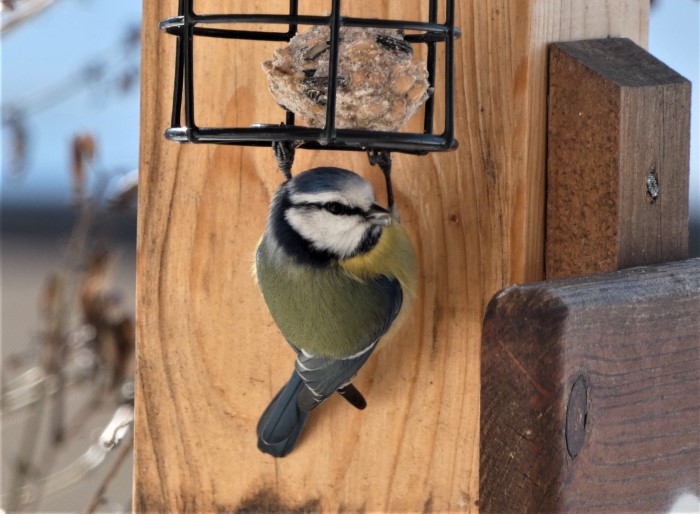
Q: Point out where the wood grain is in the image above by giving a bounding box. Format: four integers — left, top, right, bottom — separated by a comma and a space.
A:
480, 258, 700, 512
135, 1, 648, 511
547, 38, 690, 279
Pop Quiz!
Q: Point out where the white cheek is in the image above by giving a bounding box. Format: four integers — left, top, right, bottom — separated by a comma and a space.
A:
286, 209, 367, 258
319, 216, 368, 257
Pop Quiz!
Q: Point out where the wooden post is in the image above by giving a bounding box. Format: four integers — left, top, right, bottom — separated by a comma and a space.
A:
479, 258, 700, 512
547, 38, 691, 279
135, 1, 648, 511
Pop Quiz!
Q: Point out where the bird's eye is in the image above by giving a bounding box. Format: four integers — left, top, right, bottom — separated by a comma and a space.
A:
324, 202, 345, 215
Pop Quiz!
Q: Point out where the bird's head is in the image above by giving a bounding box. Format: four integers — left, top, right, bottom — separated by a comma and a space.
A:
267, 167, 392, 264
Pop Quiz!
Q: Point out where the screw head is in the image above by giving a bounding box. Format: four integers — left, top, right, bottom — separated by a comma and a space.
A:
565, 374, 589, 459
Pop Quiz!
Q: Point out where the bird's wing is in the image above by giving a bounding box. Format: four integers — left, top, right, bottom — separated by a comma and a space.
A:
295, 343, 376, 409
294, 275, 403, 409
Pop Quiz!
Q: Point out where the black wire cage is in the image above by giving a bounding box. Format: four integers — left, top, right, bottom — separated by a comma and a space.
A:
160, 0, 458, 157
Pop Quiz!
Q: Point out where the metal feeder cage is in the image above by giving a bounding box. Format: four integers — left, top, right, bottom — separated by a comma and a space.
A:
160, 0, 459, 158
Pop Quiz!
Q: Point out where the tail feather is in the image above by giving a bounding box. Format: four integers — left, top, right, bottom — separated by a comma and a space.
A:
257, 372, 310, 457
337, 383, 367, 410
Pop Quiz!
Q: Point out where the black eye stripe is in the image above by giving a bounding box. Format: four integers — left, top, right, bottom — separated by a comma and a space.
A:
323, 201, 363, 216
292, 201, 365, 216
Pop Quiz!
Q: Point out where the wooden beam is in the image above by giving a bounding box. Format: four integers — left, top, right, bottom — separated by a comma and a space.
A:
480, 258, 700, 512
135, 1, 648, 511
547, 38, 690, 279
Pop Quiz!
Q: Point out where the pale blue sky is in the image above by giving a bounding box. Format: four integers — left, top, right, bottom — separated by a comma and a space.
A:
1, 0, 698, 234
649, 0, 699, 250
1, 0, 142, 205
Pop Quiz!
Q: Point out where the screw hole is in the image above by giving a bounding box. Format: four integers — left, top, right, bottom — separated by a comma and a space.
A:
646, 168, 659, 202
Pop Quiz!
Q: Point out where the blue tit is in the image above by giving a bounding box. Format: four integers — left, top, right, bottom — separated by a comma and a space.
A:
255, 166, 418, 458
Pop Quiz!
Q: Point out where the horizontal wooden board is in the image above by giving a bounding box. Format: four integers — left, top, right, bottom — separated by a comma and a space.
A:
481, 258, 700, 512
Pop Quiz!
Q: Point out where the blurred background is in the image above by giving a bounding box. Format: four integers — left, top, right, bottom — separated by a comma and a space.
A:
1, 0, 698, 512
2, 1, 140, 512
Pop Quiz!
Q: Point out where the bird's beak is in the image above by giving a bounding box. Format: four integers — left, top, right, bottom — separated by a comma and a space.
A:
367, 204, 393, 226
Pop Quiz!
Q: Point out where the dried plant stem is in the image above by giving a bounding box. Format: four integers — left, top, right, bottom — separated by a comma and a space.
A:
47, 334, 67, 444
20, 198, 100, 510
64, 200, 95, 275
44, 197, 96, 441
63, 375, 108, 440
6, 382, 47, 511
83, 433, 134, 514
1, 0, 65, 33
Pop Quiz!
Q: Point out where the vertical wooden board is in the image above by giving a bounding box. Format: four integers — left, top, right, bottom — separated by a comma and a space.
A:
546, 38, 690, 279
135, 1, 648, 512
546, 45, 622, 275
618, 79, 691, 268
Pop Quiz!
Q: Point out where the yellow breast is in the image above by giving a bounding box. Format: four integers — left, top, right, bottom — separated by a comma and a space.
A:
339, 222, 418, 299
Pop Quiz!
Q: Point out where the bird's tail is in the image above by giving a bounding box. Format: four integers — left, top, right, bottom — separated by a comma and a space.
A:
257, 371, 310, 458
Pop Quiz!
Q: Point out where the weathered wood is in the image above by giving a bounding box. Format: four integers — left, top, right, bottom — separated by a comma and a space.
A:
135, 1, 649, 511
480, 258, 700, 512
546, 38, 691, 279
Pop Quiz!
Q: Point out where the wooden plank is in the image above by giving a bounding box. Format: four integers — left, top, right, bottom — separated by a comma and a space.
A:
135, 1, 649, 512
547, 38, 691, 279
480, 258, 700, 512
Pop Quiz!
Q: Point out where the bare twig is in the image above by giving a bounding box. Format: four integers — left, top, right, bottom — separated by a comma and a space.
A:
3, 128, 136, 510
1, 0, 64, 33
83, 433, 134, 514
7, 404, 135, 509
62, 373, 109, 440
5, 381, 47, 511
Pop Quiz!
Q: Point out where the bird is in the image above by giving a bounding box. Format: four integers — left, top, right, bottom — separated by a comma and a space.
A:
254, 165, 418, 458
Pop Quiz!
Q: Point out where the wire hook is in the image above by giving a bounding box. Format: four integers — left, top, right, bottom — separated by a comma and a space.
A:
368, 149, 395, 214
